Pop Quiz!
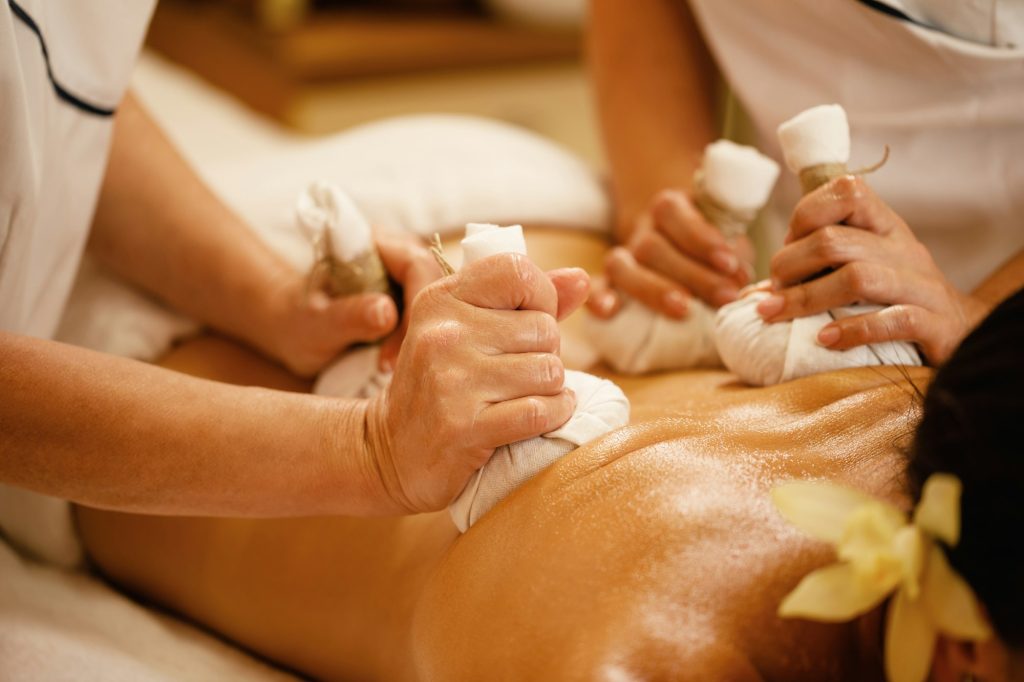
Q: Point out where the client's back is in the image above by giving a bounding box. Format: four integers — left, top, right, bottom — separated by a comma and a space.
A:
79, 335, 925, 681
412, 367, 923, 681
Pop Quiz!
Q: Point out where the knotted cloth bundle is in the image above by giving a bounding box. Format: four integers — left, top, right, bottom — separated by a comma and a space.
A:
448, 223, 630, 532
303, 212, 630, 530
296, 180, 390, 298
714, 106, 922, 386
716, 288, 922, 386
586, 141, 779, 375
296, 181, 395, 397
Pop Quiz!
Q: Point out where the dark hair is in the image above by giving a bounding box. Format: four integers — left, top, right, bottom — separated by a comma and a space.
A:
908, 286, 1024, 646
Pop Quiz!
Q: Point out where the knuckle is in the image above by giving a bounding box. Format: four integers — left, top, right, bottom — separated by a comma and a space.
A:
605, 247, 631, 276
522, 397, 547, 433
815, 226, 846, 262
843, 315, 873, 343
787, 284, 810, 310
891, 306, 918, 336
421, 320, 463, 351
651, 188, 684, 214
540, 354, 565, 389
632, 230, 660, 264
844, 262, 881, 299
505, 252, 535, 292
533, 314, 560, 353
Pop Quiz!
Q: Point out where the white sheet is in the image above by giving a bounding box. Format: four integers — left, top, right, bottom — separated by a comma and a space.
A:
0, 540, 296, 681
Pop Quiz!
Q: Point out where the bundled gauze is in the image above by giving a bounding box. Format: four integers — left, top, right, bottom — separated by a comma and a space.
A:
296, 181, 394, 398
714, 105, 922, 386
586, 140, 779, 374
448, 224, 631, 532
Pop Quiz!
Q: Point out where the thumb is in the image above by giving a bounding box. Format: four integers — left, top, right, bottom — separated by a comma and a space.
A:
547, 267, 590, 321
323, 293, 398, 347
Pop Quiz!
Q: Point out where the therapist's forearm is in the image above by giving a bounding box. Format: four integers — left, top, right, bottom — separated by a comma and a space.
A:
0, 332, 377, 517
87, 91, 293, 362
587, 0, 717, 241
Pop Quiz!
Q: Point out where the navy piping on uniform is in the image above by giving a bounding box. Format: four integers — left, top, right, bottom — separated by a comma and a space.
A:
855, 0, 931, 30
8, 0, 116, 117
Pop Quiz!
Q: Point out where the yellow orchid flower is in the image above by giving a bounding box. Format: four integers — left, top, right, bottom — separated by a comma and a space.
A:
772, 474, 992, 682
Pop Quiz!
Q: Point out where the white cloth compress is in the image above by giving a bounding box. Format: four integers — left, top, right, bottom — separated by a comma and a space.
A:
586, 140, 779, 375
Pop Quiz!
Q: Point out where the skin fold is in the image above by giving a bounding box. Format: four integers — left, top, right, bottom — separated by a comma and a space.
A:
76, 230, 928, 680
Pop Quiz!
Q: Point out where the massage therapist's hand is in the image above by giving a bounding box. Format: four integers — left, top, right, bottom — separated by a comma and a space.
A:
759, 175, 988, 364
265, 233, 442, 377
587, 189, 753, 319
362, 254, 590, 514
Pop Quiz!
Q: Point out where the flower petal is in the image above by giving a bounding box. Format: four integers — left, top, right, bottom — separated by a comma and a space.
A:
891, 526, 926, 599
773, 481, 895, 544
922, 546, 993, 641
885, 588, 937, 682
838, 501, 906, 562
913, 474, 960, 546
779, 563, 893, 621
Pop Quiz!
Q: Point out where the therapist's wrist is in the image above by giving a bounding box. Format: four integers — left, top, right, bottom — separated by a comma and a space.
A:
313, 393, 400, 515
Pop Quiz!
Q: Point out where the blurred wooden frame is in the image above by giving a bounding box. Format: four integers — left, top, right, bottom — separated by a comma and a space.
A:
224, 0, 477, 31
146, 0, 581, 123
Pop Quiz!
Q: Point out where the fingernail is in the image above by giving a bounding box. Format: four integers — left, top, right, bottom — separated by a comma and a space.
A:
756, 294, 785, 319
710, 249, 739, 274
368, 298, 391, 328
712, 285, 739, 307
817, 325, 841, 347
664, 290, 688, 318
597, 291, 616, 314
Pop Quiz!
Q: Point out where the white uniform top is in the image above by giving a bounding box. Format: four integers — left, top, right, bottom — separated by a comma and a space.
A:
0, 0, 155, 338
0, 0, 154, 567
689, 0, 1024, 291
